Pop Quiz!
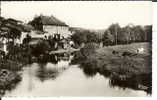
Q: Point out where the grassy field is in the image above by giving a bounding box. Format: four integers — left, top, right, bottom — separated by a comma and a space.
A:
94, 42, 152, 75
73, 42, 152, 93
97, 42, 151, 55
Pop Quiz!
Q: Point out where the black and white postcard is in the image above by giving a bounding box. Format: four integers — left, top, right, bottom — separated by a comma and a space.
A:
0, 0, 154, 98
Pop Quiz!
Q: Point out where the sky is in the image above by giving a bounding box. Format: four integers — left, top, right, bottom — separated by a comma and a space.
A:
1, 1, 152, 29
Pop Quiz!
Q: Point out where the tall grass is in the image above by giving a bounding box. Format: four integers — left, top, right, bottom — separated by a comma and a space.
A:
72, 42, 152, 93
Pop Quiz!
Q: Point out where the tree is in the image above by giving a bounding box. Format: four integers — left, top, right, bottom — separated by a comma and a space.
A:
31, 40, 51, 57
118, 25, 132, 44
71, 31, 87, 46
131, 25, 145, 42
28, 15, 43, 31
96, 32, 104, 43
71, 29, 100, 47
108, 23, 121, 45
102, 30, 114, 46
86, 31, 99, 43
144, 25, 152, 42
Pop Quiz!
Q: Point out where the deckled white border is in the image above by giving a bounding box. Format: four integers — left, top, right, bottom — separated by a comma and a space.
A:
152, 1, 157, 99
1, 1, 157, 100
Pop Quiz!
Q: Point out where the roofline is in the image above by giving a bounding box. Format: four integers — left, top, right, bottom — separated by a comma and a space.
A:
39, 15, 68, 26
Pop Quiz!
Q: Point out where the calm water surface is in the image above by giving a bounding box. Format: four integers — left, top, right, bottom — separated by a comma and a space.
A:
4, 58, 149, 97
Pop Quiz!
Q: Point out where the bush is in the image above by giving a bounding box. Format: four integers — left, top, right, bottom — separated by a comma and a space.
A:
31, 40, 51, 57
0, 59, 22, 71
80, 42, 98, 58
71, 30, 101, 47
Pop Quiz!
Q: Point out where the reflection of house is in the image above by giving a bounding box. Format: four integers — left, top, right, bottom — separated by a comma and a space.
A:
29, 15, 71, 38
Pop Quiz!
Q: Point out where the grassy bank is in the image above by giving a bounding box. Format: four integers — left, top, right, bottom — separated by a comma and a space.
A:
72, 42, 152, 93
96, 42, 151, 75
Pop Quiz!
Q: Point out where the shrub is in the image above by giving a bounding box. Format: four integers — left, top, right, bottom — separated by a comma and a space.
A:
31, 40, 51, 57
80, 42, 98, 58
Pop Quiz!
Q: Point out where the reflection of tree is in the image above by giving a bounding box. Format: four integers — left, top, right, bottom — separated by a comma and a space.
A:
109, 73, 152, 94
79, 60, 151, 94
36, 64, 59, 82
37, 53, 71, 64
73, 50, 152, 94
79, 65, 97, 77
38, 54, 58, 64
50, 55, 59, 64
35, 53, 72, 81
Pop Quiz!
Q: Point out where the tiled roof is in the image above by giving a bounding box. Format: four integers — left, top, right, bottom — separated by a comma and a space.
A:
39, 15, 68, 26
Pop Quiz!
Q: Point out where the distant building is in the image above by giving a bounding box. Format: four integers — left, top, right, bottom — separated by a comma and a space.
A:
29, 15, 71, 38
0, 17, 24, 53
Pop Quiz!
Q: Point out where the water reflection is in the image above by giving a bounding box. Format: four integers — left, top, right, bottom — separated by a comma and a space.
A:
37, 53, 73, 64
4, 65, 147, 97
71, 51, 152, 95
36, 63, 59, 82
36, 62, 70, 82
77, 64, 151, 94
36, 53, 73, 82
109, 73, 152, 94
2, 52, 150, 97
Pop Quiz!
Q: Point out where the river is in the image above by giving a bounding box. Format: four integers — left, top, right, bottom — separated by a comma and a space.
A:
3, 54, 149, 97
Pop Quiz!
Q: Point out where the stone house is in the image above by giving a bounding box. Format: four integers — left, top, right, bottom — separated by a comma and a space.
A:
29, 15, 71, 39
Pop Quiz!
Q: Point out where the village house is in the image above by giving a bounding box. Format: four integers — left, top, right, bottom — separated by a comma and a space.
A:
29, 15, 72, 39
0, 17, 25, 53
25, 15, 73, 49
0, 15, 74, 53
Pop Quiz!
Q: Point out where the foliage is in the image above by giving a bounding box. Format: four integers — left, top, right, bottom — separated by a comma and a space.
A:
30, 40, 51, 57
107, 23, 121, 44
28, 16, 43, 31
86, 32, 99, 43
0, 59, 22, 71
80, 42, 98, 58
102, 30, 115, 46
102, 24, 152, 46
144, 25, 152, 42
72, 43, 151, 93
71, 30, 100, 46
71, 23, 152, 47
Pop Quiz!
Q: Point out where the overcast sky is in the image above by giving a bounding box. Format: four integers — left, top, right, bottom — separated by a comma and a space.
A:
1, 1, 152, 29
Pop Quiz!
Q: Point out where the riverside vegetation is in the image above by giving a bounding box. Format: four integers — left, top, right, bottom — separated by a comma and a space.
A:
70, 24, 152, 94
0, 16, 152, 96
71, 42, 151, 94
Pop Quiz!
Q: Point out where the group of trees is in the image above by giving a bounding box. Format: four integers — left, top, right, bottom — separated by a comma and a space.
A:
103, 23, 152, 46
1, 16, 152, 49
71, 23, 152, 47
71, 29, 101, 47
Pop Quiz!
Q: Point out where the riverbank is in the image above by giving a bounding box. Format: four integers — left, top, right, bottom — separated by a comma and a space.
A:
96, 42, 151, 75
71, 42, 152, 94
0, 69, 21, 96
0, 41, 152, 96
